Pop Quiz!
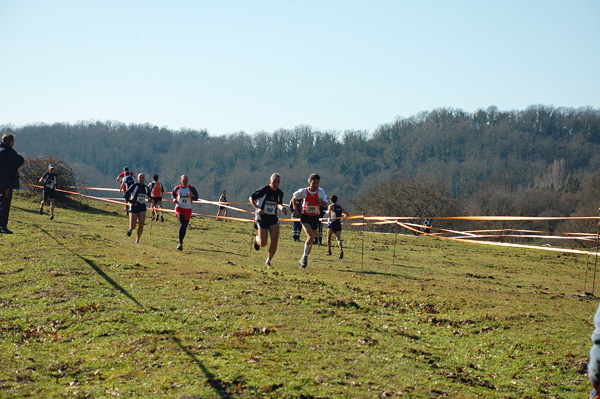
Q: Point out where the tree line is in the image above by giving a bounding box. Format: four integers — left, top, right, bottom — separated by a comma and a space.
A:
2, 105, 600, 234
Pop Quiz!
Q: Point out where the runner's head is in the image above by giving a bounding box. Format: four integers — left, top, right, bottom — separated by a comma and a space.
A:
138, 173, 145, 184
270, 173, 281, 190
180, 175, 189, 186
123, 166, 129, 172
153, 174, 159, 181
330, 195, 337, 204
308, 173, 320, 190
49, 164, 55, 172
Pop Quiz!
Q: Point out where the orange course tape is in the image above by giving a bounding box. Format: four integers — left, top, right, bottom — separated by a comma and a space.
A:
396, 221, 598, 256
27, 184, 600, 252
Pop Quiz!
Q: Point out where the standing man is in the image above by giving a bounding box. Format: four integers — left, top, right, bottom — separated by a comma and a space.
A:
0, 133, 24, 234
148, 174, 164, 222
172, 174, 199, 251
249, 173, 288, 268
124, 173, 151, 244
216, 190, 228, 219
326, 195, 350, 259
292, 173, 328, 269
39, 164, 58, 220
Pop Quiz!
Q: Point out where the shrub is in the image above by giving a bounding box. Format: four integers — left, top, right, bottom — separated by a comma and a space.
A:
19, 156, 78, 201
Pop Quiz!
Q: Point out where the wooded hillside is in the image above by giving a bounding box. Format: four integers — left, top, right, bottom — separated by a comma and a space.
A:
3, 105, 600, 223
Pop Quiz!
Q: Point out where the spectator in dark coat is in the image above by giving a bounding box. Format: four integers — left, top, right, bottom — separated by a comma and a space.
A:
0, 133, 25, 234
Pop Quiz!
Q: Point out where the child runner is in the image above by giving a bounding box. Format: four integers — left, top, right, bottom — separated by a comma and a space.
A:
326, 195, 350, 259
216, 190, 228, 218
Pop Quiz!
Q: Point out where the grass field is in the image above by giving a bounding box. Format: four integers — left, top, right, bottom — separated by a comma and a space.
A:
0, 195, 597, 398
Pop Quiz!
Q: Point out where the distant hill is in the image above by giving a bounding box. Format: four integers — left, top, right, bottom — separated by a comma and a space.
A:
3, 105, 600, 214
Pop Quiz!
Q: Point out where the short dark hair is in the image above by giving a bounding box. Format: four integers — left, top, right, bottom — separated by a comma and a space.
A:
153, 174, 159, 180
308, 173, 320, 182
124, 166, 129, 172
2, 133, 14, 144
330, 195, 338, 203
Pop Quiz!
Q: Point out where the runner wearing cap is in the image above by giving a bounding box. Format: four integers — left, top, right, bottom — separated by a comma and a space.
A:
39, 164, 58, 220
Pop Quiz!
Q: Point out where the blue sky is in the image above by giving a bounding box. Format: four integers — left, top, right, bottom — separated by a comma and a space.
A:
1, 0, 598, 136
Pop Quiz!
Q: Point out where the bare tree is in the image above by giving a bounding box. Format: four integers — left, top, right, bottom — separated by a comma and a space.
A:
353, 175, 461, 233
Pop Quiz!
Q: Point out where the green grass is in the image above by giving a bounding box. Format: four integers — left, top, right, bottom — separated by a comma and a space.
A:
0, 196, 596, 398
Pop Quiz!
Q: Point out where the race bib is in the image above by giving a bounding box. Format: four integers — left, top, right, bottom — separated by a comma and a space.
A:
136, 194, 146, 204
180, 195, 190, 205
263, 201, 277, 215
46, 181, 55, 189
306, 205, 319, 214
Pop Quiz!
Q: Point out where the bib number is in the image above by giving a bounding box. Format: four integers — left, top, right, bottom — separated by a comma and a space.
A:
263, 201, 277, 215
136, 194, 146, 204
306, 205, 319, 214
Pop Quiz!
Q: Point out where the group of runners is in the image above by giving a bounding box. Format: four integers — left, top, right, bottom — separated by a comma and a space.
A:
249, 172, 349, 269
115, 168, 350, 268
116, 168, 197, 250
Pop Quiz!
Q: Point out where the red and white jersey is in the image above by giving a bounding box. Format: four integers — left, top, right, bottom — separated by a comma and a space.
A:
292, 187, 327, 216
175, 187, 192, 209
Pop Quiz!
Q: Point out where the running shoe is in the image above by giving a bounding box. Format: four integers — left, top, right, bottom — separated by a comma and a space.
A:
127, 229, 132, 237
254, 238, 260, 251
325, 251, 332, 256
0, 227, 13, 234
177, 241, 183, 251
50, 214, 54, 220
161, 216, 164, 222
39, 207, 43, 215
339, 250, 344, 259
298, 256, 307, 269
151, 215, 155, 221
265, 259, 272, 268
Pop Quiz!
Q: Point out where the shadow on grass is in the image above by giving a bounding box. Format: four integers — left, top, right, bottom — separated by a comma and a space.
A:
337, 268, 421, 280
172, 336, 233, 399
195, 247, 243, 257
34, 224, 232, 398
13, 197, 120, 217
36, 225, 144, 309
12, 206, 42, 215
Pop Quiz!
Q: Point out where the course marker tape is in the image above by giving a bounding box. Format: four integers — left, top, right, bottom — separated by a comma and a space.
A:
27, 184, 600, 254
